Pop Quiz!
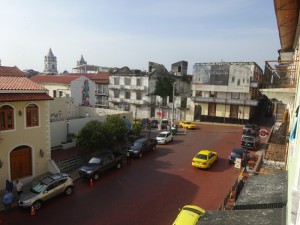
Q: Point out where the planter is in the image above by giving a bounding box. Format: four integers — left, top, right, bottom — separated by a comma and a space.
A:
61, 141, 76, 149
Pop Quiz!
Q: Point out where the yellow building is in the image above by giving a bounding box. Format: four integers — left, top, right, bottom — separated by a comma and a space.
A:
0, 66, 53, 188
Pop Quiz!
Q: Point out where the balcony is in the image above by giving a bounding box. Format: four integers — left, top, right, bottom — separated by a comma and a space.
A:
122, 99, 147, 105
108, 97, 123, 103
109, 84, 124, 89
95, 91, 108, 96
122, 85, 145, 90
191, 96, 258, 106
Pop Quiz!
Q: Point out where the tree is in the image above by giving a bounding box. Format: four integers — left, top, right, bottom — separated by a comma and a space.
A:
76, 120, 107, 150
104, 115, 128, 143
154, 73, 175, 102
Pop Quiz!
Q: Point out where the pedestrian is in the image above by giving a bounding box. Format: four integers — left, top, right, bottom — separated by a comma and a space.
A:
5, 180, 13, 193
126, 150, 131, 165
2, 191, 14, 213
16, 179, 24, 196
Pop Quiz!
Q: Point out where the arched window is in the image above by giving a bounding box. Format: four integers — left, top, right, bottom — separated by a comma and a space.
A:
0, 105, 14, 130
26, 104, 39, 127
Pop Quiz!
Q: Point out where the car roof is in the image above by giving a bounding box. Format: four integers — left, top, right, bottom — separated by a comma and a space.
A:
41, 173, 69, 184
135, 137, 148, 142
232, 148, 246, 153
197, 150, 212, 155
159, 131, 170, 134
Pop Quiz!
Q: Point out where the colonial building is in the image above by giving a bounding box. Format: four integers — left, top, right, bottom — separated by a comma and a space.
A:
190, 62, 263, 123
43, 48, 58, 74
0, 66, 53, 188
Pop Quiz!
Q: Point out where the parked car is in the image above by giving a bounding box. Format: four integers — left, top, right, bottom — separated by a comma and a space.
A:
228, 147, 249, 166
192, 150, 218, 169
78, 151, 126, 181
179, 121, 196, 129
129, 137, 157, 158
140, 118, 150, 127
156, 131, 173, 144
241, 134, 260, 150
18, 173, 74, 211
161, 119, 169, 130
172, 205, 205, 225
243, 123, 260, 135
150, 119, 159, 128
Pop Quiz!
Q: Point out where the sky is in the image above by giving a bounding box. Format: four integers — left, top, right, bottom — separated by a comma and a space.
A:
0, 0, 280, 74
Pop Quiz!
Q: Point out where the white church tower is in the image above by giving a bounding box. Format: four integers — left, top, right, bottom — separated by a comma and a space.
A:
44, 48, 58, 74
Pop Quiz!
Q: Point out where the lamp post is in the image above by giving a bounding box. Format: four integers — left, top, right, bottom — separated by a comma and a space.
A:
66, 120, 69, 142
171, 82, 176, 128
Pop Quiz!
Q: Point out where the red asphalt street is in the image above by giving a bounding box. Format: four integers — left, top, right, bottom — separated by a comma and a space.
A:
0, 123, 244, 225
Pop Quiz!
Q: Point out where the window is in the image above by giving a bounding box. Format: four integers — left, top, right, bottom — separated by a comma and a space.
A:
53, 90, 57, 97
26, 104, 39, 127
125, 78, 131, 85
231, 93, 240, 99
59, 91, 63, 97
136, 91, 142, 100
210, 92, 215, 97
125, 91, 131, 99
114, 77, 119, 85
114, 90, 120, 98
0, 105, 14, 130
136, 78, 141, 86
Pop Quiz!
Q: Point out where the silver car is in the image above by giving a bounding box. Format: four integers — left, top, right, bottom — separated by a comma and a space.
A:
18, 173, 74, 210
156, 131, 173, 144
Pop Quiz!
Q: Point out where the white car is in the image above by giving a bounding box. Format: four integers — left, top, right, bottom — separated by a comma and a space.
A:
156, 131, 173, 144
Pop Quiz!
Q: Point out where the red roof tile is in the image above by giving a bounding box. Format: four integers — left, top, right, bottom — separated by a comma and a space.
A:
30, 75, 81, 84
0, 66, 25, 77
0, 76, 48, 91
0, 93, 53, 102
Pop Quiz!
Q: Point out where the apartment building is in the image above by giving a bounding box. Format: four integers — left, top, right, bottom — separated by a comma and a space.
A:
190, 62, 263, 123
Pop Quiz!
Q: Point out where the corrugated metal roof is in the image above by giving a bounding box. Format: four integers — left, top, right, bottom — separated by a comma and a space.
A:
233, 172, 287, 210
197, 208, 285, 225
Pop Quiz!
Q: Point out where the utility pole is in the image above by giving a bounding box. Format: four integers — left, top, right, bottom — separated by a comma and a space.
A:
171, 82, 176, 128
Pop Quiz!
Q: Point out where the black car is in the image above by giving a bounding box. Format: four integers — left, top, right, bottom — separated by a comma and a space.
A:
150, 119, 159, 128
161, 119, 169, 130
129, 137, 157, 158
243, 124, 260, 135
228, 147, 249, 166
241, 134, 260, 150
140, 118, 150, 127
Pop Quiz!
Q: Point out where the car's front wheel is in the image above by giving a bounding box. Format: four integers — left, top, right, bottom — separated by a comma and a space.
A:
32, 200, 42, 211
65, 186, 73, 195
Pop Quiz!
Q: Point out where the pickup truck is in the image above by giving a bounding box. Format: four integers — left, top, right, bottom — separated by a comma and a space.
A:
78, 151, 126, 181
129, 137, 157, 158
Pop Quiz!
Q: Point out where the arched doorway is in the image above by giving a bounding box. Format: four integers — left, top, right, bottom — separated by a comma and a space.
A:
194, 105, 202, 121
10, 145, 32, 180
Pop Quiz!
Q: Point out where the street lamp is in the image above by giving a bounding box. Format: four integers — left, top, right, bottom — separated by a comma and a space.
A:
171, 82, 176, 128
66, 120, 69, 142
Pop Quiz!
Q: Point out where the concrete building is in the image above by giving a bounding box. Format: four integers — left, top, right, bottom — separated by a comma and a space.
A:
0, 66, 53, 188
190, 62, 263, 123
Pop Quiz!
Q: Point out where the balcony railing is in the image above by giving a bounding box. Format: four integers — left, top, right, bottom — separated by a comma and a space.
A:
122, 85, 145, 90
122, 99, 147, 105
191, 96, 258, 106
109, 84, 124, 89
108, 97, 123, 103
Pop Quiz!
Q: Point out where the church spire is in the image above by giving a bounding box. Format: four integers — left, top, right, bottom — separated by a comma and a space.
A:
44, 48, 58, 74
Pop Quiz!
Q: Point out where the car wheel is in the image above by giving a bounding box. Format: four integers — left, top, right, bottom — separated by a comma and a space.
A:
32, 200, 42, 211
164, 140, 166, 144
208, 164, 211, 169
93, 173, 100, 181
65, 186, 73, 195
116, 162, 122, 169
139, 152, 143, 158
171, 137, 173, 142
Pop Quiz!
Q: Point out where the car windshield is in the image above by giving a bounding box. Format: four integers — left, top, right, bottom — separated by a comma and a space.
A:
30, 182, 47, 194
157, 133, 166, 138
195, 154, 207, 160
89, 157, 101, 164
133, 142, 143, 147
161, 120, 168, 124
242, 136, 254, 142
183, 207, 204, 216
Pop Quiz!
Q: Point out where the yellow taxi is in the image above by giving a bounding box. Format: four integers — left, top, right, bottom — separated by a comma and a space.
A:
179, 121, 196, 129
172, 205, 205, 225
192, 150, 218, 169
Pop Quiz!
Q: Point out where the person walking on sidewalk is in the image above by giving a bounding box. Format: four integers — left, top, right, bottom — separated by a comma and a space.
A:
16, 179, 24, 196
126, 150, 131, 165
3, 191, 14, 213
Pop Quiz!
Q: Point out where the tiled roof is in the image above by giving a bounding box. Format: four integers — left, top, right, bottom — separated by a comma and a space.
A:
30, 75, 81, 84
0, 93, 53, 102
0, 66, 25, 77
0, 76, 48, 91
